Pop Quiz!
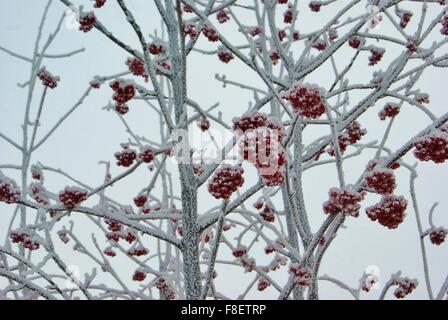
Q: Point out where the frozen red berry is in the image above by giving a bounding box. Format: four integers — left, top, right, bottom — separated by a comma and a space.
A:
257, 277, 271, 291
126, 58, 148, 81
413, 128, 448, 164
379, 102, 400, 120
364, 168, 396, 195
58, 186, 88, 210
232, 245, 248, 258
323, 186, 365, 217
92, 0, 107, 8
203, 24, 219, 42
393, 277, 417, 299
37, 67, 59, 89
366, 195, 407, 229
0, 173, 21, 204
217, 10, 230, 24
138, 146, 154, 163
309, 1, 322, 12
132, 270, 147, 281
368, 47, 385, 66
208, 165, 244, 200
78, 11, 96, 33
115, 144, 137, 167
217, 46, 234, 63
282, 82, 327, 119
288, 263, 311, 286
429, 227, 447, 245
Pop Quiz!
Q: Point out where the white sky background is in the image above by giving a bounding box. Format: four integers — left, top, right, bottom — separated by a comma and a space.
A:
0, 0, 447, 299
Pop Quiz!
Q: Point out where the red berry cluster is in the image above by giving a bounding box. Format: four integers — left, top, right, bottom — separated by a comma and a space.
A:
132, 270, 146, 281
104, 247, 116, 257
415, 92, 430, 104
323, 186, 366, 217
328, 28, 338, 41
429, 227, 447, 245
155, 277, 176, 300
127, 246, 149, 257
208, 165, 244, 200
106, 227, 137, 244
278, 0, 288, 4
288, 263, 311, 286
232, 245, 248, 258
406, 38, 418, 53
233, 112, 284, 137
371, 70, 385, 86
364, 168, 396, 195
217, 46, 234, 63
239, 128, 286, 186
58, 186, 88, 210
148, 42, 165, 55
348, 35, 364, 49
29, 182, 50, 205
346, 121, 367, 144
92, 0, 107, 8
217, 10, 230, 23
248, 26, 263, 37
110, 79, 136, 110
366, 195, 407, 229
0, 173, 21, 204
198, 118, 210, 131
399, 10, 412, 29
257, 277, 271, 291
31, 164, 43, 181
368, 47, 385, 66
378, 102, 400, 120
57, 230, 70, 244
115, 144, 137, 167
270, 51, 280, 65
10, 229, 40, 251
413, 128, 448, 164
278, 29, 287, 41
283, 6, 294, 24
393, 277, 418, 299
37, 67, 59, 89
260, 206, 276, 223
184, 22, 198, 39
126, 58, 148, 81
138, 146, 154, 163
327, 121, 366, 156
78, 11, 96, 33
310, 38, 327, 51
282, 82, 327, 119
239, 256, 256, 272
441, 15, 448, 36
264, 240, 286, 255
193, 164, 205, 176
203, 24, 219, 42
309, 1, 322, 12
